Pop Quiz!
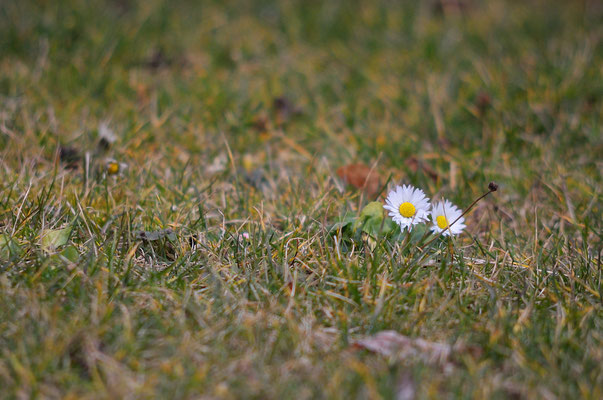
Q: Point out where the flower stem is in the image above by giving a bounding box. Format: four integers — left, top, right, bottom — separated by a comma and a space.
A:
420, 182, 498, 249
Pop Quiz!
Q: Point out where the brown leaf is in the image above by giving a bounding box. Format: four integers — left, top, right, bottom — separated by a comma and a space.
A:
432, 0, 470, 15
250, 114, 271, 141
59, 145, 81, 169
336, 163, 382, 199
273, 96, 302, 125
352, 330, 477, 366
475, 91, 492, 115
437, 137, 452, 150
142, 47, 173, 70
405, 156, 439, 182
134, 228, 176, 241
250, 115, 269, 132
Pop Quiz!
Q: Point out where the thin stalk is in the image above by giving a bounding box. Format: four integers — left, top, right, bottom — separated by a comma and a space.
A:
421, 182, 498, 249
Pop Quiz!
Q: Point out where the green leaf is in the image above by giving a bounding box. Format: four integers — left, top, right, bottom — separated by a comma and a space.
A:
329, 216, 357, 235
330, 202, 399, 243
60, 245, 80, 262
41, 227, 71, 251
356, 201, 395, 238
409, 224, 429, 244
0, 234, 22, 260
359, 201, 385, 220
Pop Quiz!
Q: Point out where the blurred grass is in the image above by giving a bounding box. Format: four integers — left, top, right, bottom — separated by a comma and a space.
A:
0, 0, 601, 398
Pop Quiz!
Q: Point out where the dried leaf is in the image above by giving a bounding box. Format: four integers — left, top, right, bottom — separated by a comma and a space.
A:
142, 47, 173, 70
336, 163, 382, 199
273, 96, 302, 124
250, 115, 269, 132
405, 156, 438, 182
437, 137, 452, 150
243, 168, 268, 190
475, 91, 492, 114
250, 115, 271, 140
353, 331, 453, 365
134, 229, 176, 241
207, 153, 227, 174
433, 0, 469, 15
59, 145, 81, 169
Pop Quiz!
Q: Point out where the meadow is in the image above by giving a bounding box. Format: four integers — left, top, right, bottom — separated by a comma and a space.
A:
0, 0, 601, 398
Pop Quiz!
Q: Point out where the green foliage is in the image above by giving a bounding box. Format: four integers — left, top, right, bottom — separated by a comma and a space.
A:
40, 227, 72, 251
354, 201, 395, 237
0, 234, 22, 260
332, 201, 398, 241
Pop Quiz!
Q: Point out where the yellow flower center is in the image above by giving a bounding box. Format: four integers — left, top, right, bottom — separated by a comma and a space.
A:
436, 215, 448, 229
107, 162, 120, 175
399, 202, 416, 218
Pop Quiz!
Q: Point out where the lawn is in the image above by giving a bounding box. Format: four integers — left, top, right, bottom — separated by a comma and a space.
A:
0, 0, 601, 398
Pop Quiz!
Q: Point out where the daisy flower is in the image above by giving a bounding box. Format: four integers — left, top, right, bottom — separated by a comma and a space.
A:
383, 185, 431, 230
430, 200, 466, 236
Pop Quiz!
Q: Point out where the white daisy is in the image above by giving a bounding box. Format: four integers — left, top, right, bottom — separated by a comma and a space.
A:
383, 184, 431, 230
430, 199, 466, 236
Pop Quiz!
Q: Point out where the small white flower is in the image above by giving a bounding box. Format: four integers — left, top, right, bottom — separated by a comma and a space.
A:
383, 184, 431, 230
430, 200, 466, 236
98, 121, 117, 145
